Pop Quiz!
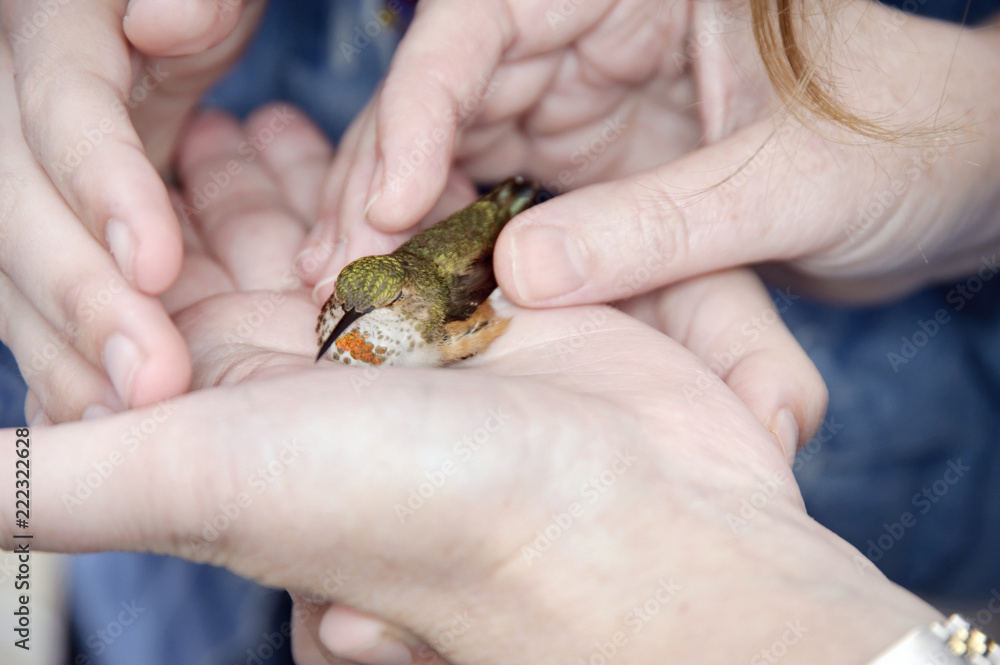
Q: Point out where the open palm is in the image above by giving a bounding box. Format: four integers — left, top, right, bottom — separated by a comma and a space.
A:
1, 105, 938, 665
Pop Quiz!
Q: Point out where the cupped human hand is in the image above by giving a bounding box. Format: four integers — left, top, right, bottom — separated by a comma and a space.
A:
0, 224, 938, 665
302, 0, 1000, 310
1, 106, 934, 665
167, 106, 827, 665
170, 101, 827, 461
0, 0, 265, 420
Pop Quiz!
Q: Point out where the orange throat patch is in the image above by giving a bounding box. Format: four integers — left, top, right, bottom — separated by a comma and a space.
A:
334, 330, 387, 365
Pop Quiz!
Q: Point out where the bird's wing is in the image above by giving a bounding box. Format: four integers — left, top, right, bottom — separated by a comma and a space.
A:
445, 249, 497, 322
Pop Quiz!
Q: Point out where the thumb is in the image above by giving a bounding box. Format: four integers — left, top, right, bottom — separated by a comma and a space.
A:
494, 122, 864, 307
123, 0, 268, 171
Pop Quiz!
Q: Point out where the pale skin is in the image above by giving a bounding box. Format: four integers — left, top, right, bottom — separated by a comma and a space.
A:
0, 0, 826, 446
2, 108, 940, 665
313, 0, 1000, 305
0, 0, 266, 420
0, 0, 991, 659
2, 0, 1000, 437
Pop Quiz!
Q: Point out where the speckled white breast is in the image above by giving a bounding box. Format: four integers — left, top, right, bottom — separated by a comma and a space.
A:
319, 306, 442, 367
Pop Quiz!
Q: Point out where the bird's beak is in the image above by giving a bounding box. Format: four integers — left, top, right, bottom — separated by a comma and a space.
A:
315, 306, 374, 362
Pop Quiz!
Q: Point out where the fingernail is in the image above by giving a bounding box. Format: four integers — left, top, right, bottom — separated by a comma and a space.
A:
320, 615, 412, 665
294, 240, 334, 280
348, 638, 413, 665
312, 273, 339, 305
310, 240, 348, 304
102, 333, 144, 406
771, 407, 800, 460
29, 408, 46, 427
510, 226, 587, 302
82, 404, 117, 420
106, 218, 136, 283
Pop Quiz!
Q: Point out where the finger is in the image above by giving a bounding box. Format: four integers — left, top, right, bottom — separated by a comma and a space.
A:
0, 73, 189, 412
4, 4, 182, 295
493, 122, 867, 306
175, 108, 308, 291
358, 0, 513, 232
306, 101, 410, 302
23, 390, 40, 425
291, 597, 342, 665
0, 273, 123, 422
0, 307, 790, 661
253, 104, 334, 223
621, 269, 828, 463
309, 167, 478, 307
319, 605, 449, 665
293, 108, 367, 288
125, 1, 268, 170
362, 0, 613, 232
123, 0, 255, 57
158, 187, 240, 314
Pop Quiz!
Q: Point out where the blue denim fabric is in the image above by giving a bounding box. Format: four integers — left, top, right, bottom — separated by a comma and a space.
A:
0, 343, 26, 428
787, 272, 1000, 600
0, 1, 997, 663
69, 553, 292, 665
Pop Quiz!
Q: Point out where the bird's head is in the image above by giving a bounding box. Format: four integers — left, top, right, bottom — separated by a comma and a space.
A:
316, 255, 406, 361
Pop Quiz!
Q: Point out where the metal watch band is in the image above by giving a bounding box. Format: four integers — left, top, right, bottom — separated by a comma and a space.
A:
869, 615, 1000, 665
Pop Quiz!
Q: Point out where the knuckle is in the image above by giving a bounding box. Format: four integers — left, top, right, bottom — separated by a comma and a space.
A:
58, 267, 125, 343
17, 66, 130, 183
0, 168, 31, 240
633, 200, 684, 266
15, 56, 59, 140
617, 180, 688, 276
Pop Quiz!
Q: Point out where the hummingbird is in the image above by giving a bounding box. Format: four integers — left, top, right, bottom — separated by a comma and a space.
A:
315, 176, 541, 367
